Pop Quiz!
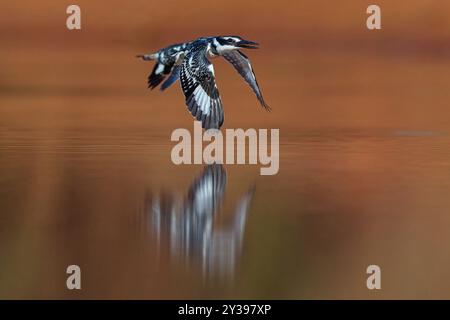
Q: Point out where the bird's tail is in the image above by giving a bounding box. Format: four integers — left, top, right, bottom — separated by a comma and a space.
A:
136, 52, 158, 61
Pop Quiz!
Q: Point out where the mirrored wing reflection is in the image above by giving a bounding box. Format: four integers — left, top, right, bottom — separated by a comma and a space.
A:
143, 164, 254, 280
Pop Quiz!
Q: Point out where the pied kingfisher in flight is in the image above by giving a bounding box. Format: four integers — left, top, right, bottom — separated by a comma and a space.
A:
137, 36, 270, 129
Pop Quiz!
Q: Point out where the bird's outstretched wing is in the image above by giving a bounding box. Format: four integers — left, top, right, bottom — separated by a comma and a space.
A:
160, 65, 181, 91
138, 47, 187, 90
179, 49, 224, 129
222, 50, 270, 110
147, 62, 172, 89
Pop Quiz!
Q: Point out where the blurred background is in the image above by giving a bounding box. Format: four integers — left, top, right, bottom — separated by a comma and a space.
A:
1, 0, 450, 299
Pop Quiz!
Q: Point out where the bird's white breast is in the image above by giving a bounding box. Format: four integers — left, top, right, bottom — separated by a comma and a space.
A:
206, 43, 219, 58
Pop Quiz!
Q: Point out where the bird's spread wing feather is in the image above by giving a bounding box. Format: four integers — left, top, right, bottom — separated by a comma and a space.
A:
146, 49, 186, 90
222, 50, 270, 110
160, 65, 181, 91
148, 62, 172, 89
179, 49, 224, 129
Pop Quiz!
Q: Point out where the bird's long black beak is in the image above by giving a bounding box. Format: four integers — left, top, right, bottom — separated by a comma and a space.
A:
236, 40, 259, 49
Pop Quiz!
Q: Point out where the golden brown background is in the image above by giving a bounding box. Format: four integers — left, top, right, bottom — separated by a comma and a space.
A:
1, 0, 450, 299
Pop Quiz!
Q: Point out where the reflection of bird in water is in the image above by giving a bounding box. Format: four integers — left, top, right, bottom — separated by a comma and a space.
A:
143, 165, 254, 280
137, 36, 270, 129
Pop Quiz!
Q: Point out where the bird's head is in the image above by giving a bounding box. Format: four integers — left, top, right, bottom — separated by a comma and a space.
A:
212, 36, 259, 54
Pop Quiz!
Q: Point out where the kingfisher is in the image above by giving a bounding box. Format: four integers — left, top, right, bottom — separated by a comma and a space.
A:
137, 36, 270, 129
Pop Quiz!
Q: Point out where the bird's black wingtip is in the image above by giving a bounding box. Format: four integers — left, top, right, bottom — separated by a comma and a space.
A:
261, 100, 272, 112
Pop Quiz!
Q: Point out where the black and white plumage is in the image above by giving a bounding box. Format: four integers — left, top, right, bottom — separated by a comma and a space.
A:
137, 36, 270, 129
144, 164, 254, 278
136, 42, 188, 90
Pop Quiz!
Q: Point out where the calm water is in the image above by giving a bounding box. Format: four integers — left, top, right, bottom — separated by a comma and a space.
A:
1, 125, 450, 299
